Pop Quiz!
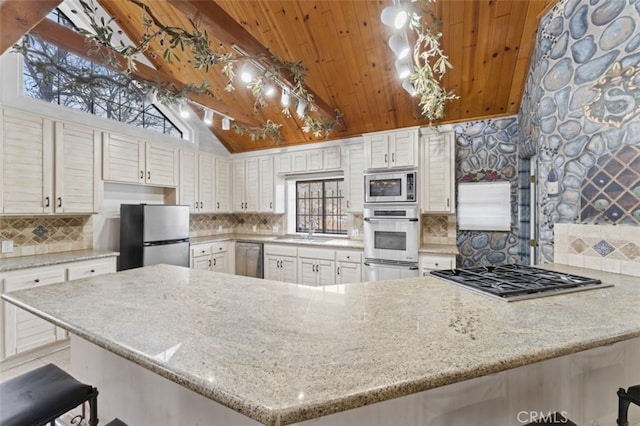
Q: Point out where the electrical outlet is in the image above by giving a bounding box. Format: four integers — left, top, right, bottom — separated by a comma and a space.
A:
252, 225, 257, 232
351, 229, 359, 237
2, 240, 14, 253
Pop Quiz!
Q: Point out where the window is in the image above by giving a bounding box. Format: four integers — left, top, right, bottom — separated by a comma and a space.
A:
296, 179, 347, 235
21, 9, 183, 138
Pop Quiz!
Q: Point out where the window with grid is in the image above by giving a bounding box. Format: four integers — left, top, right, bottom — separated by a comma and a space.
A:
296, 179, 347, 235
21, 9, 183, 138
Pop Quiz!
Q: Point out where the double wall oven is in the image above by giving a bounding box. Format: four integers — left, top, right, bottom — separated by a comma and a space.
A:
363, 170, 420, 281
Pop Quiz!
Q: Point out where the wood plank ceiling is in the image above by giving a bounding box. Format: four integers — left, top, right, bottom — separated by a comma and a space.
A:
25, 0, 557, 153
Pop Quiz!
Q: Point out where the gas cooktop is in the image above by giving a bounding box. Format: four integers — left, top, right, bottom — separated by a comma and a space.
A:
430, 264, 612, 302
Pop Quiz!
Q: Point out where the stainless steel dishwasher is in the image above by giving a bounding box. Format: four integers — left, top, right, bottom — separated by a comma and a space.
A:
235, 242, 264, 278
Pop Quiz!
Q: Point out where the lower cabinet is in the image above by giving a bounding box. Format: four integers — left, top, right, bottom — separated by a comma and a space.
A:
419, 253, 456, 276
298, 248, 335, 286
335, 250, 363, 284
190, 242, 231, 273
1, 257, 117, 360
264, 244, 297, 283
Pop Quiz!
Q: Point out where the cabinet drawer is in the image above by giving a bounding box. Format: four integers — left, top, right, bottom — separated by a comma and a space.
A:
211, 242, 228, 253
4, 269, 66, 292
67, 260, 116, 281
264, 244, 297, 257
298, 247, 334, 261
191, 244, 212, 257
420, 255, 455, 270
335, 250, 362, 263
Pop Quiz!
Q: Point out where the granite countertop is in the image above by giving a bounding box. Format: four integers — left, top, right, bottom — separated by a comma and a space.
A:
3, 264, 639, 425
0, 250, 119, 273
190, 233, 365, 249
419, 243, 459, 255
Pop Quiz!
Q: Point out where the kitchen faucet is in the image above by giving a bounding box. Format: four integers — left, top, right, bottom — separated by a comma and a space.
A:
308, 217, 316, 238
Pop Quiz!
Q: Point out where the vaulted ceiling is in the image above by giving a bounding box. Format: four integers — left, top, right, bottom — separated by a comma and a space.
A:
2, 0, 556, 153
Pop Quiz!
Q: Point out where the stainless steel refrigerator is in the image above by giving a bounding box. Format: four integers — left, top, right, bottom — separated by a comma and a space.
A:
119, 204, 190, 271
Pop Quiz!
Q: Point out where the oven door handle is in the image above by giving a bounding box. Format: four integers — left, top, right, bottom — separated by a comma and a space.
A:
364, 262, 419, 270
364, 218, 419, 222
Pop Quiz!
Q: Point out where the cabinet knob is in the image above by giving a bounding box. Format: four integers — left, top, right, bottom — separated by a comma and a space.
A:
57, 197, 62, 208
213, 258, 216, 266
269, 202, 273, 209
391, 153, 395, 163
200, 201, 203, 209
44, 197, 50, 207
201, 250, 206, 254
34, 279, 40, 283
140, 170, 144, 179
217, 202, 220, 209
346, 200, 350, 208
435, 263, 439, 267
337, 267, 340, 275
384, 153, 388, 164
208, 259, 212, 267
90, 269, 95, 273
147, 171, 151, 180
447, 198, 450, 208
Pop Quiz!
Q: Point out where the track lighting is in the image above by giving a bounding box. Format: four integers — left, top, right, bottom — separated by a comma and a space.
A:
296, 99, 307, 118
240, 63, 254, 83
381, 5, 407, 29
395, 59, 412, 79
179, 102, 190, 119
389, 34, 410, 59
264, 82, 276, 98
402, 79, 417, 96
281, 90, 291, 108
222, 117, 231, 131
203, 109, 214, 125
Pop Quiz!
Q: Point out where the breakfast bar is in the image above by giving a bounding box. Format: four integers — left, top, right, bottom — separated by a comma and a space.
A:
2, 264, 640, 425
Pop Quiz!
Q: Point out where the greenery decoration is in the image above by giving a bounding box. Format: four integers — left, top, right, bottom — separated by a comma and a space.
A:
409, 0, 458, 122
233, 120, 283, 142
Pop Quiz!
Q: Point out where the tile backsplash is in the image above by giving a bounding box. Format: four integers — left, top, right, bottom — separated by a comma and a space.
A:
0, 216, 93, 258
189, 213, 287, 237
554, 223, 640, 277
422, 214, 456, 245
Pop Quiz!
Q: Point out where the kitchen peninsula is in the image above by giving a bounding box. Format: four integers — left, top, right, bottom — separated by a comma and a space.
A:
2, 264, 640, 426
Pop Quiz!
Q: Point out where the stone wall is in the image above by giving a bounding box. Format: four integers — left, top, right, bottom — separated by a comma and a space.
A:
518, 0, 640, 263
453, 117, 521, 266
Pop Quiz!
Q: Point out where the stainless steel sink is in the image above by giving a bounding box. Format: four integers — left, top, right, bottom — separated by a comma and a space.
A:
273, 236, 332, 243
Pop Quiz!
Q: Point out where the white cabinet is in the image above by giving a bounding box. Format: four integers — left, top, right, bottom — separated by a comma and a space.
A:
259, 156, 276, 212
264, 244, 297, 283
103, 133, 178, 187
298, 248, 336, 286
214, 157, 231, 213
419, 253, 456, 276
344, 145, 365, 212
0, 109, 99, 214
232, 157, 260, 212
1, 257, 116, 360
364, 128, 419, 170
179, 151, 220, 213
336, 250, 363, 284
276, 147, 341, 174
190, 242, 230, 273
421, 131, 456, 213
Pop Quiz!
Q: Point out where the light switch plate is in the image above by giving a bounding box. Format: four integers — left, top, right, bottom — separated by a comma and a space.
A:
2, 240, 14, 253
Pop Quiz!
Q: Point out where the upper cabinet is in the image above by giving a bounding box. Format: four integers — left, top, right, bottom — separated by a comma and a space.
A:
179, 151, 230, 214
232, 157, 260, 212
275, 146, 341, 174
363, 128, 419, 170
0, 109, 99, 215
214, 157, 231, 213
343, 145, 364, 212
421, 131, 456, 214
102, 133, 178, 187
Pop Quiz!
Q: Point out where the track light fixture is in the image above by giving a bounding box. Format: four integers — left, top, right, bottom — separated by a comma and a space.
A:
240, 63, 254, 83
264, 82, 276, 98
389, 34, 410, 59
395, 59, 412, 80
179, 101, 190, 119
203, 109, 214, 125
402, 79, 417, 96
222, 117, 231, 131
296, 99, 307, 118
281, 90, 291, 108
381, 5, 407, 30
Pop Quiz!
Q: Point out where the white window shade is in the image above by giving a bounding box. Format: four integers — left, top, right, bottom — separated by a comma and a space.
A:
457, 181, 511, 231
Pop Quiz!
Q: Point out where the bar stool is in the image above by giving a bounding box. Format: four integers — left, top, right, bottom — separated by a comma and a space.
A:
0, 363, 98, 426
617, 385, 640, 426
524, 412, 577, 425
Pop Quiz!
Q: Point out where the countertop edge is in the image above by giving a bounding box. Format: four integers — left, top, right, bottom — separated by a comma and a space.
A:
0, 250, 120, 273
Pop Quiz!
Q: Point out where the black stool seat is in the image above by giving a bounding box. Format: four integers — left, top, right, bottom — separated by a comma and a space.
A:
618, 384, 640, 426
628, 385, 640, 403
0, 363, 98, 426
525, 412, 577, 425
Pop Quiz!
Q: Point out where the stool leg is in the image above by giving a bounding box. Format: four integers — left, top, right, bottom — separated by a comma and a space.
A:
617, 388, 631, 426
89, 388, 99, 426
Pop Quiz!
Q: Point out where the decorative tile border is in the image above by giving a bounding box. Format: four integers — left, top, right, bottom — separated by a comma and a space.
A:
554, 223, 640, 277
0, 216, 93, 259
422, 214, 456, 245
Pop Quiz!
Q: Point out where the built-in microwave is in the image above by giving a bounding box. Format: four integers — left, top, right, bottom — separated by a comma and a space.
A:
364, 170, 417, 203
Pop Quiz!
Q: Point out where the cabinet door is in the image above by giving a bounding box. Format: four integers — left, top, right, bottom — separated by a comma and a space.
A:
280, 256, 297, 283
290, 151, 308, 172
198, 154, 215, 213
146, 143, 178, 187
102, 132, 144, 184
214, 157, 231, 212
366, 133, 389, 169
212, 252, 227, 273
192, 256, 212, 271
245, 157, 260, 212
232, 159, 246, 212
298, 258, 317, 285
67, 258, 117, 281
54, 122, 100, 213
317, 260, 336, 286
3, 268, 66, 358
264, 255, 281, 281
336, 261, 362, 284
345, 145, 365, 212
275, 153, 291, 174
323, 147, 341, 170
179, 150, 198, 212
422, 132, 455, 213
307, 150, 324, 171
391, 130, 418, 168
259, 156, 274, 212
1, 109, 52, 214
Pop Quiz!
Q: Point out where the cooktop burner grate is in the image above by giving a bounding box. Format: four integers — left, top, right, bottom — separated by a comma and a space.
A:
430, 264, 611, 301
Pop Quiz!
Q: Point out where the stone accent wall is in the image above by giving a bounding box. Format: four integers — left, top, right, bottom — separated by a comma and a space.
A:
554, 223, 640, 276
518, 0, 640, 263
454, 117, 521, 266
0, 216, 93, 258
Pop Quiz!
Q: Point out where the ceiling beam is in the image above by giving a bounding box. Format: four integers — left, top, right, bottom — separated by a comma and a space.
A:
0, 0, 62, 54
167, 0, 344, 128
30, 18, 262, 126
